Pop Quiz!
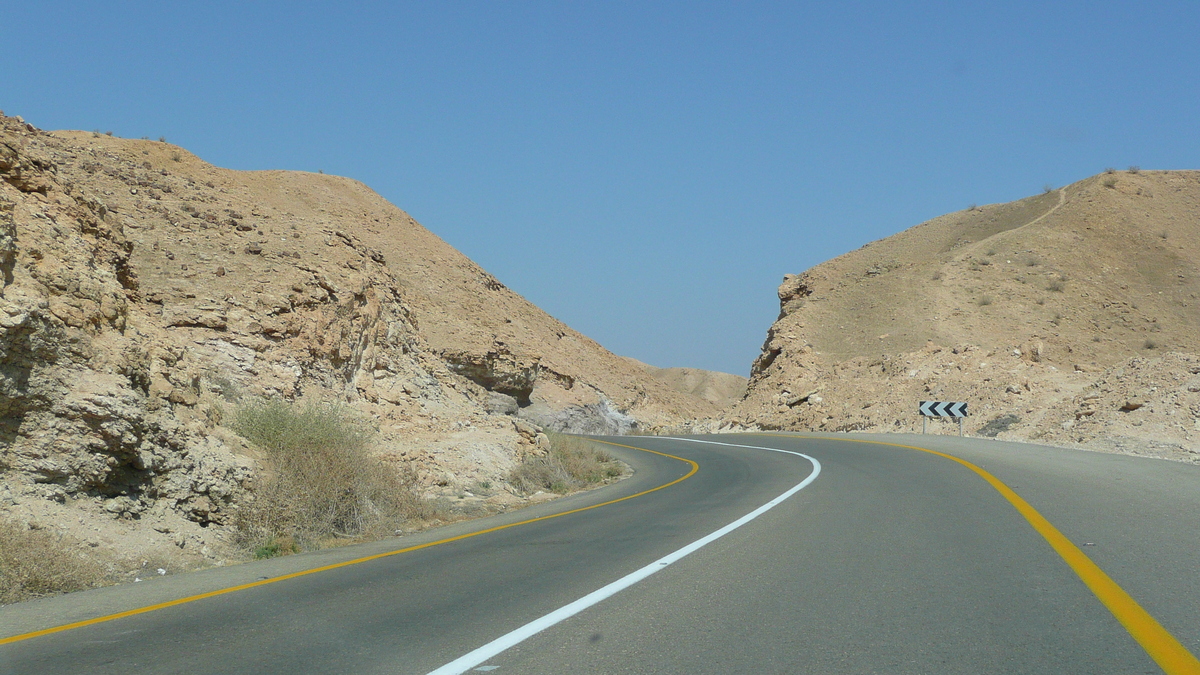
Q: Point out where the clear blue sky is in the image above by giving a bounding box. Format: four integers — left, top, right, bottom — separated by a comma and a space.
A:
5, 2, 1198, 375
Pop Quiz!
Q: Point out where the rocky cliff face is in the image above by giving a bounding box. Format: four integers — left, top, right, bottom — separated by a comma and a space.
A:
1, 119, 248, 528
0, 113, 722, 567
733, 171, 1200, 463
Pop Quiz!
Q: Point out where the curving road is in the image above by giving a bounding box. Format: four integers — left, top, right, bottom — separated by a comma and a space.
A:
2, 433, 1199, 674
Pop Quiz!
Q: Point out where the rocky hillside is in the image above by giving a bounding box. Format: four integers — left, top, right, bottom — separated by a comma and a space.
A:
0, 112, 722, 571
733, 170, 1200, 463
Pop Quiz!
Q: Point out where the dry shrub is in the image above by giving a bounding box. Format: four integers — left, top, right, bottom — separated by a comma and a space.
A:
0, 519, 107, 604
509, 433, 625, 495
231, 400, 435, 555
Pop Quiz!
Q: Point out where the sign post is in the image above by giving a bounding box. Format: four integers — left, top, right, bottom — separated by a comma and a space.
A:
919, 400, 968, 436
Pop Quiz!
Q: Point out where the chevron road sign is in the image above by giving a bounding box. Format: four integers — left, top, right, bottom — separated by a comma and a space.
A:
919, 401, 968, 418
919, 400, 968, 436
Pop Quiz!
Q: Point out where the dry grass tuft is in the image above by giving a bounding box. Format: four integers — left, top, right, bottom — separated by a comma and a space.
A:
0, 519, 108, 604
231, 399, 436, 555
509, 434, 625, 495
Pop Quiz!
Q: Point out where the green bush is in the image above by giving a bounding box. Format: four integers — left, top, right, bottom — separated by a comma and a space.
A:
231, 399, 434, 553
253, 534, 300, 560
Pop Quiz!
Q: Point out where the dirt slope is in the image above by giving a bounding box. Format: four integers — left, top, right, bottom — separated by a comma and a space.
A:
733, 170, 1200, 463
0, 112, 718, 573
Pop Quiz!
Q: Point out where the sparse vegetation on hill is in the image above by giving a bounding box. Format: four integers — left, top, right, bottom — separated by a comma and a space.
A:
0, 519, 107, 604
508, 434, 625, 495
231, 400, 435, 554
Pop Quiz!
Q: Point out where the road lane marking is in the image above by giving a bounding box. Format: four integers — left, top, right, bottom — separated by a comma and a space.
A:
760, 433, 1200, 675
0, 441, 696, 646
427, 438, 820, 675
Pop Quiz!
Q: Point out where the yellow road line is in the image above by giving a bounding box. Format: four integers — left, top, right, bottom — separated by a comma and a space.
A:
755, 433, 1200, 675
0, 439, 696, 646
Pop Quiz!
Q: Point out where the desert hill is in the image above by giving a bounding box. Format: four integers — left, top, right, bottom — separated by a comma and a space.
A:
733, 170, 1200, 463
0, 112, 723, 571
621, 357, 747, 410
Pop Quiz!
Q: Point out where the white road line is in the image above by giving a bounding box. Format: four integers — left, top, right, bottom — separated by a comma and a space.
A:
426, 438, 820, 675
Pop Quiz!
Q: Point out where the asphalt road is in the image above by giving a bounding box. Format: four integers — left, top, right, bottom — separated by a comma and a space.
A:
2, 433, 1199, 674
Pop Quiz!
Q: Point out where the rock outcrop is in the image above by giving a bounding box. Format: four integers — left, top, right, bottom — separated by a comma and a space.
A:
0, 113, 721, 566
